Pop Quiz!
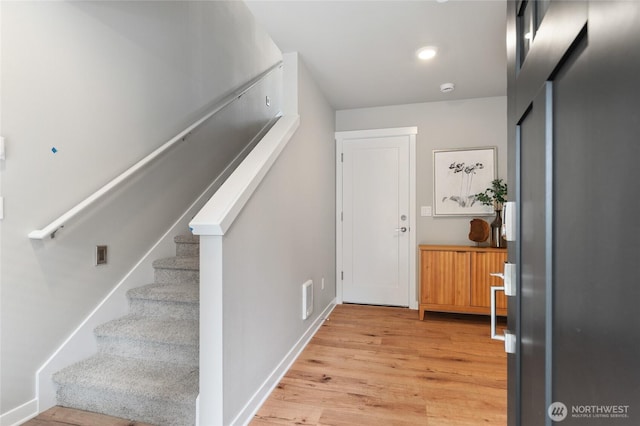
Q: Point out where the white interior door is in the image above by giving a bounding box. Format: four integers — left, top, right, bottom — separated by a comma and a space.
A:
337, 128, 416, 307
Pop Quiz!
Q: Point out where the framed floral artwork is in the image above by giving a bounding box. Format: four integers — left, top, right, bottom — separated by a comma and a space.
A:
433, 147, 496, 216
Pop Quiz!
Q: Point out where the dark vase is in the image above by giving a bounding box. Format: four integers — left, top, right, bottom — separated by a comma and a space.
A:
490, 210, 506, 248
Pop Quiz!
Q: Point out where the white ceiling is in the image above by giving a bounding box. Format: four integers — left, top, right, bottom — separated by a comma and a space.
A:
245, 0, 507, 110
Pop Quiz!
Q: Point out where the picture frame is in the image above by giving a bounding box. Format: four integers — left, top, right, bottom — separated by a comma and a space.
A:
433, 146, 496, 216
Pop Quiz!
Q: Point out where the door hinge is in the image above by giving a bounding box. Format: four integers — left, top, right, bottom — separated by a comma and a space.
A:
341, 211, 343, 221
341, 153, 344, 162
341, 271, 344, 280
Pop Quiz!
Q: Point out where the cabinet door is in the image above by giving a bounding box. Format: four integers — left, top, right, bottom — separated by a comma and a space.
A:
470, 251, 507, 309
421, 250, 470, 307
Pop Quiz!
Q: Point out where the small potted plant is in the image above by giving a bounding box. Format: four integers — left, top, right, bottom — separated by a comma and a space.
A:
475, 178, 507, 210
475, 178, 508, 248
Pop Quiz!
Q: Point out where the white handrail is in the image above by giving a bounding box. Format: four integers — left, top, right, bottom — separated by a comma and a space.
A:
189, 114, 300, 236
28, 61, 283, 240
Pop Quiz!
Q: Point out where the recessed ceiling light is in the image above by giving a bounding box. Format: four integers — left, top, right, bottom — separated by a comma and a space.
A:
436, 0, 449, 3
440, 83, 455, 93
416, 46, 438, 61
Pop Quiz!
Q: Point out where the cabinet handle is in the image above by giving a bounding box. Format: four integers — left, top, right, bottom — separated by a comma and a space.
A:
490, 286, 505, 341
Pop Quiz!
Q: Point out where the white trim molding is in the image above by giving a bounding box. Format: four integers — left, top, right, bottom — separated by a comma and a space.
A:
0, 399, 38, 426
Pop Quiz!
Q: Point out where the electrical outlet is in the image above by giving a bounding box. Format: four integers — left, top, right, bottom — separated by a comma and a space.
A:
96, 245, 108, 265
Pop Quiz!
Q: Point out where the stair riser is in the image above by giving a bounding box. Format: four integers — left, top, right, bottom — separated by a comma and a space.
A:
176, 243, 199, 257
154, 268, 199, 284
56, 386, 195, 426
129, 299, 199, 320
96, 338, 198, 367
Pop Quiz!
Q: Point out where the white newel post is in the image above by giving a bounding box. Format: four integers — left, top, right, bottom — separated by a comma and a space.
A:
197, 235, 224, 425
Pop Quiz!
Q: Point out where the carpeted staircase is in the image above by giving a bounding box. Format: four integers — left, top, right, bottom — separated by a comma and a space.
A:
52, 235, 200, 425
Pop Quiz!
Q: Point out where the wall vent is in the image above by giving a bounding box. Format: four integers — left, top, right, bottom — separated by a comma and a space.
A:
302, 280, 313, 320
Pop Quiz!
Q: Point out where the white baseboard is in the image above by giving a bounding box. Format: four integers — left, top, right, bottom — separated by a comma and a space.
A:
230, 299, 337, 426
0, 399, 38, 426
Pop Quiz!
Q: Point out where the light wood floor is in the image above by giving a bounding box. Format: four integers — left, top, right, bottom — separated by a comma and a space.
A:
21, 406, 153, 426
24, 304, 506, 425
252, 304, 507, 426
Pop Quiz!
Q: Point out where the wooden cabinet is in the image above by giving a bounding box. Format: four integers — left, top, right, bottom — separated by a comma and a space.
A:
419, 245, 507, 320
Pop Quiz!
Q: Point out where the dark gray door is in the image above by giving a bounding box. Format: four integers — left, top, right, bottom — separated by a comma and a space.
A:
507, 2, 640, 425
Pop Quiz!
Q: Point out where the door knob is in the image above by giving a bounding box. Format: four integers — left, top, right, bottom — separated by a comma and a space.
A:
396, 227, 407, 232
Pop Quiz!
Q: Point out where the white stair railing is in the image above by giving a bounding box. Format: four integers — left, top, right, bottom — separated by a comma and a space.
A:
28, 61, 283, 240
190, 114, 299, 425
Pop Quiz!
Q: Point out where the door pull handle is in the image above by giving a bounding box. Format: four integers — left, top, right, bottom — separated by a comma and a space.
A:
490, 285, 505, 341
491, 263, 516, 296
491, 285, 516, 354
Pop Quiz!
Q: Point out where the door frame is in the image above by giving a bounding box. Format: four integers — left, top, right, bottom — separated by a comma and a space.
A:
335, 127, 417, 309
507, 1, 588, 424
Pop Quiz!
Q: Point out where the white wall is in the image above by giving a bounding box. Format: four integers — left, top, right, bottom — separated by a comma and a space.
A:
0, 1, 281, 415
336, 97, 507, 246
220, 55, 335, 423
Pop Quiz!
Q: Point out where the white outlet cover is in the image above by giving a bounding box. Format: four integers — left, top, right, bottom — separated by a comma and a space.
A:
420, 206, 432, 217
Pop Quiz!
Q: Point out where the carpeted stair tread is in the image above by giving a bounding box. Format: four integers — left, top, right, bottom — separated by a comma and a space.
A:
174, 235, 199, 244
53, 354, 198, 403
128, 282, 198, 304
95, 315, 197, 346
153, 256, 199, 270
